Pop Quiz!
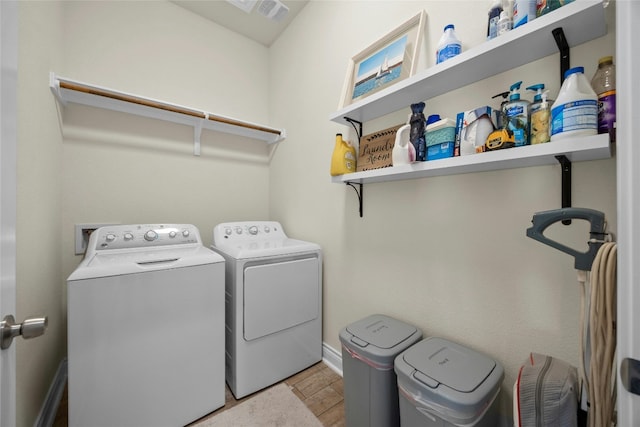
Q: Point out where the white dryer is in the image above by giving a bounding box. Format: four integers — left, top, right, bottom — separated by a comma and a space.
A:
67, 224, 225, 427
211, 221, 322, 399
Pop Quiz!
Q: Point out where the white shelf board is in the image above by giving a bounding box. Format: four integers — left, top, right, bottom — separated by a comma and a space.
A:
329, 0, 606, 125
50, 73, 286, 149
331, 134, 611, 184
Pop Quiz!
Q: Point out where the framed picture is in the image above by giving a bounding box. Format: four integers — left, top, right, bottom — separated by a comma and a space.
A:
338, 10, 426, 109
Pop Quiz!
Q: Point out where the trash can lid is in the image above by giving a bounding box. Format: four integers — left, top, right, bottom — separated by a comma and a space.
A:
402, 337, 496, 393
344, 314, 419, 349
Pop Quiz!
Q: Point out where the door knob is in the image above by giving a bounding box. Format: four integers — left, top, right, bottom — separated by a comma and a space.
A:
0, 314, 48, 350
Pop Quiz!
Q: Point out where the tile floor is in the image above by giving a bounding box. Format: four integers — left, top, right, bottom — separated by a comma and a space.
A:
53, 362, 344, 427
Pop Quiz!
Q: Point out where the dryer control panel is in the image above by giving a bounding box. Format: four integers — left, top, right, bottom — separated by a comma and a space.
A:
213, 221, 287, 244
90, 224, 201, 251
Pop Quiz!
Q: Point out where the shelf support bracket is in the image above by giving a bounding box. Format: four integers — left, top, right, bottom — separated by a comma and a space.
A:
552, 27, 570, 84
346, 182, 364, 218
344, 117, 363, 140
193, 120, 203, 156
555, 155, 572, 225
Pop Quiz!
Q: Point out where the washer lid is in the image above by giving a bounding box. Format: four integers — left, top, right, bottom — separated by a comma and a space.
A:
345, 314, 419, 349
402, 337, 496, 393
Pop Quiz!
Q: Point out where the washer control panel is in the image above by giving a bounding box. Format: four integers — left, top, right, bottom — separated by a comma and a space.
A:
92, 224, 200, 250
213, 221, 287, 244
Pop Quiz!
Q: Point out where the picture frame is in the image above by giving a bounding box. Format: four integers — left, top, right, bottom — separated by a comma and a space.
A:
338, 10, 426, 110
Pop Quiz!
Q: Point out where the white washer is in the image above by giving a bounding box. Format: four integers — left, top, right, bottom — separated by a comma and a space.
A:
211, 221, 322, 399
67, 224, 225, 427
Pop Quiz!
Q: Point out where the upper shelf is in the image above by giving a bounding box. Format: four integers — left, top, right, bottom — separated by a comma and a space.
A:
50, 73, 286, 156
331, 134, 611, 184
329, 0, 607, 125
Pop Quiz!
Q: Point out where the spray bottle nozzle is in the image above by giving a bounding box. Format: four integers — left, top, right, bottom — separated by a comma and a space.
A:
526, 84, 545, 102
509, 81, 522, 101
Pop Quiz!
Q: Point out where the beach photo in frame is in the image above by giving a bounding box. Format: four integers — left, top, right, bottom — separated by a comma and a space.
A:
338, 10, 426, 109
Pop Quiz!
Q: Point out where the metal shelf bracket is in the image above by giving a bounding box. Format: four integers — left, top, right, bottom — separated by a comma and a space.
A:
555, 155, 572, 224
346, 182, 364, 218
552, 27, 570, 84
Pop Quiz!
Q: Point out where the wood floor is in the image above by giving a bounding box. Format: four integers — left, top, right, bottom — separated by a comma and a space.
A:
53, 361, 345, 427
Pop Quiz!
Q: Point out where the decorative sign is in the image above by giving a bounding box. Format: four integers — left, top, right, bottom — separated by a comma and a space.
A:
357, 124, 402, 172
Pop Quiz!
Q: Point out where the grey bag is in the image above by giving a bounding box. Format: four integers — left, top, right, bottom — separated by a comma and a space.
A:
515, 353, 579, 427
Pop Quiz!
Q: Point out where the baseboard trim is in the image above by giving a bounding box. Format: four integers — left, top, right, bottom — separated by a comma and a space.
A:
322, 342, 343, 376
35, 357, 67, 427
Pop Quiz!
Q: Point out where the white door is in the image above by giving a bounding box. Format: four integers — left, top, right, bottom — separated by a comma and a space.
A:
616, 1, 640, 425
0, 1, 18, 425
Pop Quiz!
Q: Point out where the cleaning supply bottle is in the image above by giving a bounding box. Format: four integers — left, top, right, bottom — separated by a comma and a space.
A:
392, 115, 415, 166
551, 67, 598, 141
513, 0, 536, 28
537, 0, 575, 17
527, 84, 553, 144
436, 25, 461, 64
504, 81, 531, 146
330, 133, 357, 176
409, 102, 427, 161
487, 0, 503, 40
591, 55, 616, 141
492, 90, 510, 129
497, 10, 512, 36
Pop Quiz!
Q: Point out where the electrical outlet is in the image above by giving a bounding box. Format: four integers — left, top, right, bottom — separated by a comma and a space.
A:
75, 223, 119, 255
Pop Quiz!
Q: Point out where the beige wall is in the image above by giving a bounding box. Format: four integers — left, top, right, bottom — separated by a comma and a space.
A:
15, 1, 617, 425
16, 2, 63, 426
268, 1, 616, 423
17, 1, 271, 426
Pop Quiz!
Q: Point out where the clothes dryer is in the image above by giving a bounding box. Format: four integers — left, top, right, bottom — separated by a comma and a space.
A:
211, 221, 322, 399
67, 224, 225, 427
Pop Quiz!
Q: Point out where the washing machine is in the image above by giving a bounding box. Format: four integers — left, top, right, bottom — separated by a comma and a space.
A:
211, 221, 322, 399
67, 224, 225, 427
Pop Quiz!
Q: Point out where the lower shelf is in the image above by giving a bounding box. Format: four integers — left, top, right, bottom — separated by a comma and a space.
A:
331, 134, 611, 185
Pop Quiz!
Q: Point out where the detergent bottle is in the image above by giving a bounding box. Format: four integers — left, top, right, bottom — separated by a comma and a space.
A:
550, 67, 598, 141
504, 81, 531, 146
392, 117, 415, 166
527, 84, 553, 144
330, 133, 357, 176
409, 102, 427, 161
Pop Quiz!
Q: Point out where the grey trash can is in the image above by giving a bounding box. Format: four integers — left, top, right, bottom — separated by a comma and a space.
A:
339, 314, 422, 427
394, 337, 504, 427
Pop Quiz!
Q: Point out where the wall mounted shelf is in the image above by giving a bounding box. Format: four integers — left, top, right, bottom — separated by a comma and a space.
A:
328, 0, 606, 126
329, 0, 610, 217
50, 73, 286, 156
332, 134, 611, 185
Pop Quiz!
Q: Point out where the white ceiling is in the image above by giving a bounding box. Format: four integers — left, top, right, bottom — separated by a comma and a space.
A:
171, 0, 309, 47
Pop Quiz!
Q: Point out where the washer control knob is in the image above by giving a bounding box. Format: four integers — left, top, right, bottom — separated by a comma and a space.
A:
105, 233, 116, 242
225, 227, 232, 236
144, 230, 158, 242
169, 231, 177, 238
182, 230, 190, 238
123, 233, 134, 241
264, 226, 270, 233
248, 226, 258, 235
235, 227, 242, 235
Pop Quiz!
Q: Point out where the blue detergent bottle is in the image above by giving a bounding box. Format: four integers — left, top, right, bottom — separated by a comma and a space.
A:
504, 81, 531, 146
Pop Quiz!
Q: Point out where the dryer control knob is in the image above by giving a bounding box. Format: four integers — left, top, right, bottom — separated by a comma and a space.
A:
248, 226, 258, 235
182, 230, 190, 238
144, 230, 158, 241
235, 227, 243, 234
225, 227, 232, 236
264, 226, 270, 233
123, 233, 134, 241
105, 233, 116, 242
169, 231, 177, 238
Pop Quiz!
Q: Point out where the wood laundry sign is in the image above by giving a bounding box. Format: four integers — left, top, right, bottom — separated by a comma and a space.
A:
357, 124, 402, 172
